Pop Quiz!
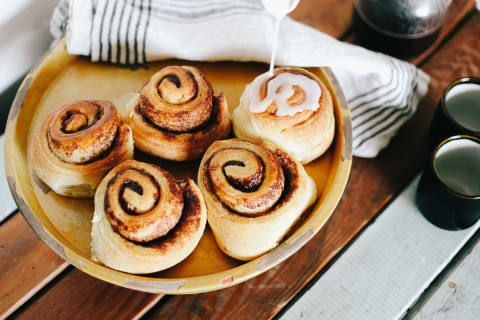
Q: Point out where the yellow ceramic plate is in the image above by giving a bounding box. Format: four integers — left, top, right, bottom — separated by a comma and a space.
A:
5, 39, 352, 294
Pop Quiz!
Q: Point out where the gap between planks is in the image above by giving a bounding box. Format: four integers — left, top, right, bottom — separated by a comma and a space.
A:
9, 267, 164, 320
2, 1, 477, 319
0, 0, 356, 317
0, 213, 68, 320
142, 3, 479, 319
279, 176, 480, 320
404, 229, 480, 319
0, 262, 68, 320
412, 234, 480, 319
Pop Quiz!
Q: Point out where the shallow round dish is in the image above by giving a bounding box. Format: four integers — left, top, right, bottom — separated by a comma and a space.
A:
5, 38, 352, 294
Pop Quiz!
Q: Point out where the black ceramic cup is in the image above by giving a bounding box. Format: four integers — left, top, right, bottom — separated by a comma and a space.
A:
416, 135, 480, 230
429, 76, 480, 151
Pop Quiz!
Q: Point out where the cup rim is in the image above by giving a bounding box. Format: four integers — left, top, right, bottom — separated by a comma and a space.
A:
432, 135, 480, 200
441, 76, 480, 136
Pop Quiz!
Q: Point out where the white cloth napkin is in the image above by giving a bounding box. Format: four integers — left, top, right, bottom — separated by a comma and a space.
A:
51, 0, 430, 158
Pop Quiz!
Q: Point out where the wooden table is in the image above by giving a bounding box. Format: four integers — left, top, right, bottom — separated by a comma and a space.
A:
1, 1, 479, 319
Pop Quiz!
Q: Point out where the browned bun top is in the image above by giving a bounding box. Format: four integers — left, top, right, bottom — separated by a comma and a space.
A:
103, 160, 185, 243
201, 139, 300, 217
139, 66, 213, 132
46, 100, 122, 163
127, 65, 231, 161
143, 179, 204, 253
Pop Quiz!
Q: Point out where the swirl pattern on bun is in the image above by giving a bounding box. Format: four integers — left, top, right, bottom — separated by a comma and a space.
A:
198, 139, 317, 260
91, 160, 207, 274
127, 66, 231, 161
31, 100, 134, 197
233, 67, 335, 164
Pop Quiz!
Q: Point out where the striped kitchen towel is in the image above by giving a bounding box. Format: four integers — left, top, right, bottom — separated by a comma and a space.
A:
50, 0, 430, 158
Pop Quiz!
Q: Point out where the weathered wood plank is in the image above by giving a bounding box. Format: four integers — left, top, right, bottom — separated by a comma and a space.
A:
280, 176, 480, 320
413, 234, 480, 320
0, 1, 358, 317
0, 213, 68, 320
289, 0, 354, 38
0, 135, 17, 223
3, 1, 475, 319
144, 6, 479, 320
0, 1, 350, 317
0, 215, 163, 320
11, 269, 164, 320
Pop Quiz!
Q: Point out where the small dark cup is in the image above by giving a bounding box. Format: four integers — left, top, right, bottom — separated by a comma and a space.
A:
416, 135, 480, 230
429, 76, 480, 151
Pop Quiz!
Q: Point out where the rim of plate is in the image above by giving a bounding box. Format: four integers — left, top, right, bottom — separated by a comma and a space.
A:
4, 38, 352, 294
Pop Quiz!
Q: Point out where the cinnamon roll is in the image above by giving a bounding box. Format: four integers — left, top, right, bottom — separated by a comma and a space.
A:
31, 100, 134, 198
198, 139, 317, 260
232, 67, 335, 164
127, 66, 231, 161
91, 160, 207, 274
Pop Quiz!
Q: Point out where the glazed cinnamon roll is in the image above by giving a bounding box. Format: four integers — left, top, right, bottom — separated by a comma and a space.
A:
127, 66, 231, 161
198, 139, 317, 260
31, 100, 134, 198
91, 160, 207, 274
233, 67, 335, 164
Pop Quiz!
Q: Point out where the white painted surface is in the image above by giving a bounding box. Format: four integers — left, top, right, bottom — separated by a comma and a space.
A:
0, 135, 17, 222
281, 175, 480, 320
0, 0, 56, 92
0, 0, 54, 222
0, 2, 477, 316
0, 0, 33, 25
414, 238, 480, 320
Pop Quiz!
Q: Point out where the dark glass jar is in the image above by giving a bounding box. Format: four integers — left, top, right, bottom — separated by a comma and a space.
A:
354, 0, 449, 58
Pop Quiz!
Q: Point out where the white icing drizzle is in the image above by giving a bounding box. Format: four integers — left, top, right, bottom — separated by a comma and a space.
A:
249, 72, 322, 116
262, 0, 300, 75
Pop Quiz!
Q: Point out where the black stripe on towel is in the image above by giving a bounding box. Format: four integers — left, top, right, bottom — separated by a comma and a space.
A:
107, 0, 119, 63
58, 0, 68, 17
51, 0, 68, 30
133, 0, 144, 65
116, 0, 128, 63
348, 58, 396, 106
353, 73, 419, 149
353, 92, 416, 150
353, 66, 415, 140
352, 62, 409, 130
351, 60, 405, 122
125, 0, 137, 64
350, 59, 399, 113
142, 0, 152, 64
148, 5, 261, 23
154, 0, 259, 11
98, 0, 110, 61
